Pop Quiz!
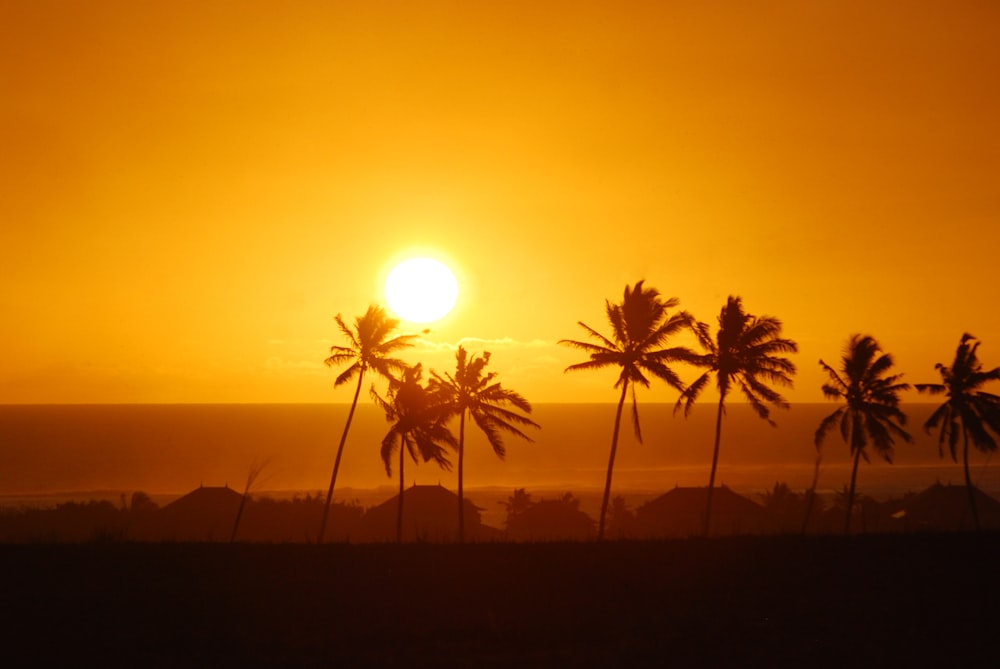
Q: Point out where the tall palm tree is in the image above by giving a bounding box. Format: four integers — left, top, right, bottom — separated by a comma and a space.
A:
676, 296, 798, 536
372, 364, 455, 542
318, 305, 416, 543
815, 334, 912, 534
429, 346, 539, 542
915, 333, 1000, 531
559, 280, 693, 540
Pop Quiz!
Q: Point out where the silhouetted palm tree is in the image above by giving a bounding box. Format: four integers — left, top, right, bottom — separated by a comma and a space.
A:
429, 346, 539, 542
560, 280, 693, 540
372, 364, 455, 542
676, 296, 798, 536
915, 333, 1000, 531
318, 305, 416, 543
815, 334, 912, 534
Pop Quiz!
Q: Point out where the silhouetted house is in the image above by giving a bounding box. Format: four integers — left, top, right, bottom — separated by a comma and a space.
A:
505, 496, 595, 542
635, 486, 767, 537
892, 483, 1000, 532
356, 484, 500, 542
153, 485, 243, 541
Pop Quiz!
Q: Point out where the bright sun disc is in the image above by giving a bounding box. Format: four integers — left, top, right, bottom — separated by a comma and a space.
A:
384, 257, 459, 323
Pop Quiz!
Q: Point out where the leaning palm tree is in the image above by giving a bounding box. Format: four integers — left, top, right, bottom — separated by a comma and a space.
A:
676, 295, 798, 536
318, 305, 416, 543
915, 333, 1000, 531
429, 346, 540, 542
559, 281, 693, 540
372, 364, 455, 542
815, 334, 912, 535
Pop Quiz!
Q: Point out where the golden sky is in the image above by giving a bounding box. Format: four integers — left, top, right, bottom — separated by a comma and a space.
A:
2, 1, 999, 404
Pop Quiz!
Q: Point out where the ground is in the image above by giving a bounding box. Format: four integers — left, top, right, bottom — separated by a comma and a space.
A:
1, 533, 997, 667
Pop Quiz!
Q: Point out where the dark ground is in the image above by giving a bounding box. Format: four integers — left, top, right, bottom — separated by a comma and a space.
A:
2, 533, 997, 668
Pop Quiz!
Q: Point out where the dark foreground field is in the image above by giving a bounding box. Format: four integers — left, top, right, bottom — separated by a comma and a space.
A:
2, 534, 998, 668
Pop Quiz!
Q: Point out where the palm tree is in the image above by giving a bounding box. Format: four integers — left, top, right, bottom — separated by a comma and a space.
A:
372, 364, 455, 542
429, 346, 539, 542
559, 280, 693, 540
318, 305, 416, 543
815, 334, 912, 534
676, 296, 798, 536
915, 333, 1000, 531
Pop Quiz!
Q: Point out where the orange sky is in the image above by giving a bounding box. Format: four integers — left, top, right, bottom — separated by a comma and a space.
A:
2, 1, 999, 404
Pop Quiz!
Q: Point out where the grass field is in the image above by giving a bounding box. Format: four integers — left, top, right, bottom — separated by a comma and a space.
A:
2, 533, 997, 667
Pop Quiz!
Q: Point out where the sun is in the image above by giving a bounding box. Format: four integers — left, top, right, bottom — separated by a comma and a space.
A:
384, 257, 459, 323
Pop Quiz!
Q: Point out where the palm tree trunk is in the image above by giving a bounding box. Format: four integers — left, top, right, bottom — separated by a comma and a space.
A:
598, 383, 629, 541
801, 452, 822, 535
457, 409, 467, 543
318, 369, 365, 544
703, 392, 726, 537
963, 430, 981, 531
397, 437, 407, 543
845, 444, 861, 535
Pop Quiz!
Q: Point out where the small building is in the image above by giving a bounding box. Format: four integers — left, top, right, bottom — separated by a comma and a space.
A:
893, 483, 1000, 532
635, 486, 768, 538
505, 496, 596, 542
153, 485, 243, 541
356, 484, 500, 542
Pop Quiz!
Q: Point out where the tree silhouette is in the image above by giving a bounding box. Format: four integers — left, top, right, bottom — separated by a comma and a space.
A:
815, 334, 912, 534
915, 333, 1000, 531
372, 364, 455, 542
676, 296, 797, 536
560, 281, 693, 540
230, 457, 270, 543
502, 488, 534, 528
318, 305, 416, 543
429, 346, 539, 542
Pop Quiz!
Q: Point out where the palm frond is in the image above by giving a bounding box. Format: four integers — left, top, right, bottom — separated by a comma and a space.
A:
334, 363, 362, 387
815, 407, 845, 447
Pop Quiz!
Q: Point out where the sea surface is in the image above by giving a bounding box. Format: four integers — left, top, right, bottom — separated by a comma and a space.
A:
1, 403, 997, 518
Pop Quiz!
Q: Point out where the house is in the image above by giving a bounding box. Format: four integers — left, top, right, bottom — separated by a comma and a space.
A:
356, 484, 500, 542
893, 483, 1000, 532
152, 485, 243, 541
505, 495, 595, 542
634, 486, 768, 537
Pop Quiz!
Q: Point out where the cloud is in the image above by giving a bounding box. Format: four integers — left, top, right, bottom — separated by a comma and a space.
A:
414, 337, 553, 353
262, 357, 326, 374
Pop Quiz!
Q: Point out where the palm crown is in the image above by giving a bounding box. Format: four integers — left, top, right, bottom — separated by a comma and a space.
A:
373, 364, 454, 477
678, 295, 798, 421
323, 305, 417, 385
815, 334, 912, 463
915, 333, 1000, 461
430, 347, 539, 459
560, 280, 693, 441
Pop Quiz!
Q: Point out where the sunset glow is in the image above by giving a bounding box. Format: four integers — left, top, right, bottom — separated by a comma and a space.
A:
1, 2, 998, 408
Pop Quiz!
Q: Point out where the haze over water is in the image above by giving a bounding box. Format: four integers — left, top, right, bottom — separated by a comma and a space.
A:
2, 404, 995, 504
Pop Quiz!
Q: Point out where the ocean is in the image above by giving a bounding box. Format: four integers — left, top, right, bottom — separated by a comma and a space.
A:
1, 403, 997, 517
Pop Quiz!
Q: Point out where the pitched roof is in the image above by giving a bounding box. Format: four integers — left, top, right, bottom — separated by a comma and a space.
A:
635, 486, 767, 537
357, 484, 496, 542
155, 485, 243, 541
896, 483, 1000, 531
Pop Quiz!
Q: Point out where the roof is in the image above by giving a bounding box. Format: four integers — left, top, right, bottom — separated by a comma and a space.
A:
635, 486, 767, 537
357, 484, 495, 542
